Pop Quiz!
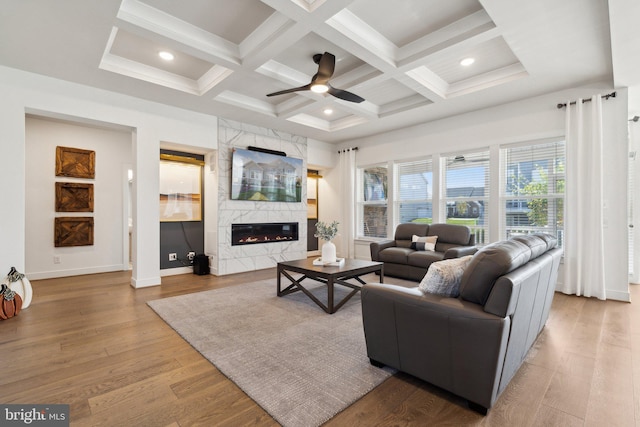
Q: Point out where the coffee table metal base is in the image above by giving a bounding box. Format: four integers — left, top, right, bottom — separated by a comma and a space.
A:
277, 259, 384, 314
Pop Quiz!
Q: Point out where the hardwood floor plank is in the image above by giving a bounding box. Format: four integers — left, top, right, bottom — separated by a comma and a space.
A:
531, 404, 585, 427
482, 362, 554, 426
585, 342, 635, 426
541, 371, 591, 419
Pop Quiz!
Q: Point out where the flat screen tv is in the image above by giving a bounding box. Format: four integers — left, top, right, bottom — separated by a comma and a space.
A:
231, 148, 303, 202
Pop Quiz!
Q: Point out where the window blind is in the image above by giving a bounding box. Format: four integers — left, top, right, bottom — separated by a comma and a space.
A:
395, 158, 432, 225
357, 165, 388, 238
442, 151, 490, 244
500, 140, 565, 246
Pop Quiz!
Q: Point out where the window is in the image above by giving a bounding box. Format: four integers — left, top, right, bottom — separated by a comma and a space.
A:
357, 165, 388, 238
395, 158, 432, 226
501, 140, 565, 246
442, 151, 490, 244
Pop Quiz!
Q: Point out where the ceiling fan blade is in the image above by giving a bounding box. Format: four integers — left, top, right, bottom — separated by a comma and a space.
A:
315, 52, 335, 83
328, 85, 365, 103
266, 84, 311, 97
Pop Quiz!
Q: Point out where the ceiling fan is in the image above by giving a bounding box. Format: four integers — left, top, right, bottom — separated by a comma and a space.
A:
447, 155, 489, 165
266, 52, 365, 103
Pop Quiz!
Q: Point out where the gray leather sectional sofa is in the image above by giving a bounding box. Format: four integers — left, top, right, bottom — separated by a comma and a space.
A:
361, 233, 562, 414
370, 222, 477, 281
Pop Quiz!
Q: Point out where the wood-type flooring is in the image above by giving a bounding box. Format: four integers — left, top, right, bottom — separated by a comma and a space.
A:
1, 269, 638, 426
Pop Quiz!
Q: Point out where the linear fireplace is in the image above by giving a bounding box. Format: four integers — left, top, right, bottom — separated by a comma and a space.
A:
231, 222, 299, 246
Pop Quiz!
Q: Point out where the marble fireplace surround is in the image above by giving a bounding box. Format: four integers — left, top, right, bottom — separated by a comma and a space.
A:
216, 119, 307, 275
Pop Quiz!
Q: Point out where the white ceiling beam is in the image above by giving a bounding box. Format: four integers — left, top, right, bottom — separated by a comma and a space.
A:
214, 91, 277, 117
397, 10, 496, 67
117, 0, 241, 66
325, 8, 398, 68
446, 63, 528, 98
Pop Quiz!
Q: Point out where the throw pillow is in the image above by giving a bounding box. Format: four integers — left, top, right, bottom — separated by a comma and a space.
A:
419, 255, 473, 297
411, 235, 438, 251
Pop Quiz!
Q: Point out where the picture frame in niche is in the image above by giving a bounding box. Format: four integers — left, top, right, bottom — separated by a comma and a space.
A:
56, 146, 95, 179
54, 217, 94, 247
159, 158, 203, 222
55, 182, 94, 212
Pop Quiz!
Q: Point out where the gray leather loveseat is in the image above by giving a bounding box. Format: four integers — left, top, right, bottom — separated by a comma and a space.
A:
370, 223, 477, 281
361, 233, 562, 414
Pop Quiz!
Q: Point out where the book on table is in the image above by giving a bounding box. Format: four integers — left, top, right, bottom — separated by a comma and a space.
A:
312, 257, 345, 267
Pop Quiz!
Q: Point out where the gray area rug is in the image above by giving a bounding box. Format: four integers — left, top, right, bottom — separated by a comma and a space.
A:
147, 277, 396, 427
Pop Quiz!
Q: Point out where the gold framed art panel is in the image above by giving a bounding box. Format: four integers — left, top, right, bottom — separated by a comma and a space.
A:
55, 182, 94, 212
56, 146, 95, 179
54, 217, 94, 247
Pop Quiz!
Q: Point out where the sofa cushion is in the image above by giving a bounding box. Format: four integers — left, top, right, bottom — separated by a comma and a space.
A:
411, 235, 438, 251
419, 255, 474, 297
408, 250, 445, 268
459, 240, 532, 305
532, 233, 557, 251
511, 234, 547, 259
394, 223, 429, 248
428, 223, 471, 245
435, 241, 468, 254
379, 247, 414, 264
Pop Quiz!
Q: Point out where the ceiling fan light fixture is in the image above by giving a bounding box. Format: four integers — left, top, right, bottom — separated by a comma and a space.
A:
460, 57, 475, 67
266, 52, 364, 103
310, 83, 329, 94
158, 51, 174, 61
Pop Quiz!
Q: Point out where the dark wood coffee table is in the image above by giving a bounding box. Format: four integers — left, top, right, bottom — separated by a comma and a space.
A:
277, 258, 384, 314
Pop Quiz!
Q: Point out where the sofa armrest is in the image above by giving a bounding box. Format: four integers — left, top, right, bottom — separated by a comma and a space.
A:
361, 283, 510, 409
362, 283, 499, 320
370, 239, 396, 261
443, 245, 478, 260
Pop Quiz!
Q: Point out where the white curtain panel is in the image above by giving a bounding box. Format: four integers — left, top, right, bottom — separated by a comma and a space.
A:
561, 95, 607, 299
630, 122, 640, 284
339, 149, 356, 259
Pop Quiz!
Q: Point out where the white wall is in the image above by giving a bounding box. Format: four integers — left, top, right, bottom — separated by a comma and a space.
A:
327, 83, 630, 301
25, 117, 132, 279
0, 65, 217, 288
308, 137, 340, 249
307, 138, 337, 169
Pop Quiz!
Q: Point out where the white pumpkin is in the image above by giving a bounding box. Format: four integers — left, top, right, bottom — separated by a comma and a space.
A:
8, 276, 32, 309
3, 268, 32, 309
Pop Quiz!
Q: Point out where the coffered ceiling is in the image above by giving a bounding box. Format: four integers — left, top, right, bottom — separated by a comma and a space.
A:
1, 0, 638, 143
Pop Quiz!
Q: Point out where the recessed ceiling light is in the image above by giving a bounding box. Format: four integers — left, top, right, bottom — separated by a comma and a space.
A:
158, 51, 174, 61
460, 57, 475, 67
324, 108, 333, 115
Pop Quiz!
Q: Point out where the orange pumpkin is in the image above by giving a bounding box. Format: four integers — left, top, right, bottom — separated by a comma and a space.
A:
0, 284, 22, 320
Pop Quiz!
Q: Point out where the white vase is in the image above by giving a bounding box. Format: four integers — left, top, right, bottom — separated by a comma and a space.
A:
322, 241, 337, 263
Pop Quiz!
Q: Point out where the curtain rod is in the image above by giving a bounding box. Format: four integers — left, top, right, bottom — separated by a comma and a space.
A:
556, 91, 616, 109
338, 147, 358, 153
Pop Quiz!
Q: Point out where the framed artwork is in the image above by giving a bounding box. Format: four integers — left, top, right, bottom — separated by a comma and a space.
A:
307, 174, 318, 219
56, 146, 95, 179
55, 182, 94, 212
159, 159, 202, 222
54, 217, 94, 247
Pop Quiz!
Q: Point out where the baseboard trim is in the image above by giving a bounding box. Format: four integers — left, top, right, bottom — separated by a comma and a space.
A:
605, 289, 631, 302
130, 276, 162, 288
160, 266, 193, 277
27, 264, 125, 280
